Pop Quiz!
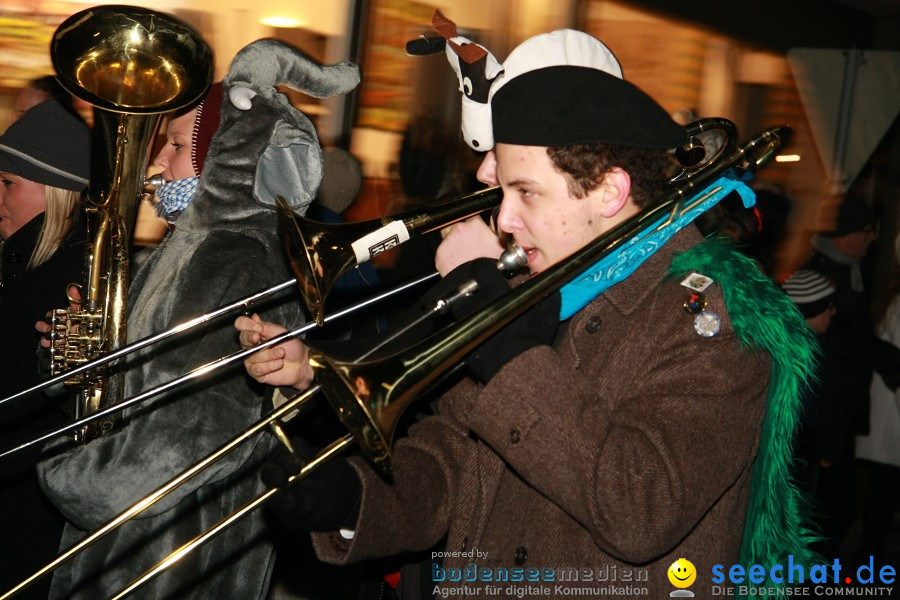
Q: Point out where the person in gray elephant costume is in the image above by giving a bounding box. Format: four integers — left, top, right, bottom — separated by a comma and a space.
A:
36, 39, 359, 599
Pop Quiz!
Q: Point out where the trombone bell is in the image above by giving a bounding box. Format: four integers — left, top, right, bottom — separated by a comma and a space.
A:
276, 187, 503, 325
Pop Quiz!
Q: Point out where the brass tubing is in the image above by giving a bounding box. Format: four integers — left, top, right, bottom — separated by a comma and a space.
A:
0, 388, 321, 599
50, 5, 214, 443
2, 183, 504, 408
0, 279, 298, 407
109, 434, 355, 600
0, 272, 439, 462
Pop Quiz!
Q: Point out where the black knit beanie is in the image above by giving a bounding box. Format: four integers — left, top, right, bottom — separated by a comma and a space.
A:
0, 97, 90, 191
824, 194, 876, 238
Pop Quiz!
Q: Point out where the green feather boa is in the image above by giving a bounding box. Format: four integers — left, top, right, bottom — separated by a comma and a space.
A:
669, 238, 822, 598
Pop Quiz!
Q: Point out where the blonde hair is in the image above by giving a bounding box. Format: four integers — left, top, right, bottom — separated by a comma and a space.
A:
28, 185, 81, 269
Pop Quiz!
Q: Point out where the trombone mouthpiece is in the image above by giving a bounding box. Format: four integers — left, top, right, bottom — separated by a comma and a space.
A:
490, 209, 527, 274
497, 245, 528, 273
144, 173, 166, 190
142, 174, 167, 204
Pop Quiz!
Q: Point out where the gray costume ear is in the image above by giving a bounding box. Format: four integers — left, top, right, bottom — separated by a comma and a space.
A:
227, 38, 360, 99
224, 39, 361, 212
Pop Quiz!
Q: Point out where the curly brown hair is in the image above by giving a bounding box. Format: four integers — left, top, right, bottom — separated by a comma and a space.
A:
546, 144, 672, 208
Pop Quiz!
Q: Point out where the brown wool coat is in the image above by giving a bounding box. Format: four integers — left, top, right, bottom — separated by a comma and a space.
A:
313, 227, 771, 598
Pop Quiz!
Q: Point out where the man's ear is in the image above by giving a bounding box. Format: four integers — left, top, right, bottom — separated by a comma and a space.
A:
595, 167, 632, 218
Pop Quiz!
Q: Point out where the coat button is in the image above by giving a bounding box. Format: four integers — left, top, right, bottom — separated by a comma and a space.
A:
509, 429, 521, 444
461, 537, 468, 551
585, 316, 602, 333
6, 253, 22, 264
513, 546, 528, 565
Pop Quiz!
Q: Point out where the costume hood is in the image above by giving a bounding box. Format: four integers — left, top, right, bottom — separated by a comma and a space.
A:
176, 38, 360, 234
425, 10, 622, 151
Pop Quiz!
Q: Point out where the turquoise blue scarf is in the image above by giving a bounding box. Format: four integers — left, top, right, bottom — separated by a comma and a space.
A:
559, 175, 756, 319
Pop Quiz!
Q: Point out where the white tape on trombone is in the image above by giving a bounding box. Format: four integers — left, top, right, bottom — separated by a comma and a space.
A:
351, 221, 411, 263
271, 388, 300, 422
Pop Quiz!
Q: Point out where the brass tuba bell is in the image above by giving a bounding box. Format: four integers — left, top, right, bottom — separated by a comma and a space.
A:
48, 5, 213, 442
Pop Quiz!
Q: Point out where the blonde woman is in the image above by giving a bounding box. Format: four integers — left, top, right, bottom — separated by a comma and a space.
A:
0, 97, 89, 599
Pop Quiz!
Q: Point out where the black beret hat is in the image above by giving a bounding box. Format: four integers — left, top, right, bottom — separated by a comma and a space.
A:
491, 66, 687, 149
0, 97, 90, 191
824, 194, 876, 237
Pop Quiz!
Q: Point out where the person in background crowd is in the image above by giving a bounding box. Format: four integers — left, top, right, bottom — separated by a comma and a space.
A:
399, 114, 455, 204
854, 232, 900, 564
781, 269, 845, 542
782, 269, 837, 336
802, 196, 900, 558
693, 184, 792, 276
11, 75, 75, 123
805, 196, 900, 407
0, 98, 89, 599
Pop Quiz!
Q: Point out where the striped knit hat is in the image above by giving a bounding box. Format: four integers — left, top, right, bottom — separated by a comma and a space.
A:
782, 269, 836, 318
191, 82, 224, 177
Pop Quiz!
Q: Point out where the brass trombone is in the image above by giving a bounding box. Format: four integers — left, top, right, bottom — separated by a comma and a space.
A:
0, 187, 505, 443
0, 115, 716, 416
1, 120, 791, 598
2, 259, 497, 599
280, 185, 502, 325
0, 272, 440, 463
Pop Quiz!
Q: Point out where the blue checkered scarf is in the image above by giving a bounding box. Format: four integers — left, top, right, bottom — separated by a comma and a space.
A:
154, 177, 199, 221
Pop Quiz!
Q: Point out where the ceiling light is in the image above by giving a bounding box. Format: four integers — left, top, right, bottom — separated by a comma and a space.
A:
260, 16, 303, 28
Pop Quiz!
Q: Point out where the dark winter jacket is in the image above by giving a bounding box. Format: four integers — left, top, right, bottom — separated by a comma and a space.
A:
312, 227, 772, 599
0, 213, 84, 599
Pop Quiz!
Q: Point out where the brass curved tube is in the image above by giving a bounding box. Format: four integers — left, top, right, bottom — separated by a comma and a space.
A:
0, 186, 503, 408
49, 4, 214, 443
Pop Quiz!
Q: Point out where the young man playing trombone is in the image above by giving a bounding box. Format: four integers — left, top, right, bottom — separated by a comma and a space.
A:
237, 29, 816, 599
